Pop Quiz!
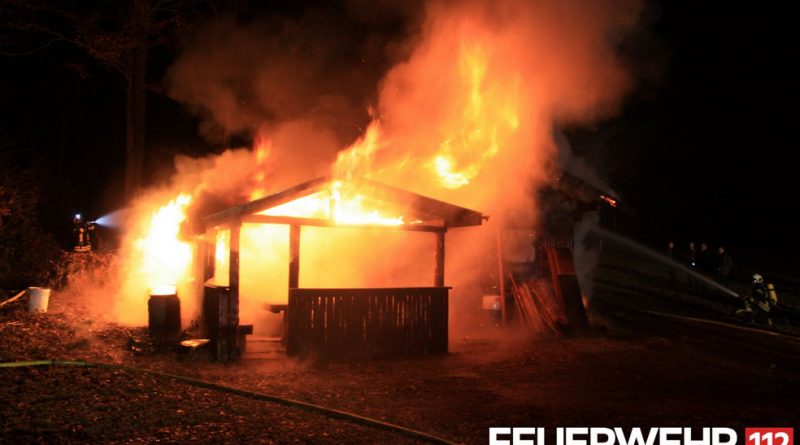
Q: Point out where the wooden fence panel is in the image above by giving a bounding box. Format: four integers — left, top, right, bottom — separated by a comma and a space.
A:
287, 287, 449, 357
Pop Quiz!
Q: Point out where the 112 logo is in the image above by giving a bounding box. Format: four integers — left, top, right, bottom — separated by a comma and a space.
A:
746, 428, 793, 445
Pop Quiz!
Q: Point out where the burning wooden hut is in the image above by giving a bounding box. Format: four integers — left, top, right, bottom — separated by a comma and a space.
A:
196, 175, 485, 361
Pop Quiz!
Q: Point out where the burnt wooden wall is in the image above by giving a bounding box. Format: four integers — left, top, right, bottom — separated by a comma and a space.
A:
287, 287, 449, 357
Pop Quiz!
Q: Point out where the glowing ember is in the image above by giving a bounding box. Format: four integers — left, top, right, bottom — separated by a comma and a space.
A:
138, 194, 193, 292
600, 194, 618, 208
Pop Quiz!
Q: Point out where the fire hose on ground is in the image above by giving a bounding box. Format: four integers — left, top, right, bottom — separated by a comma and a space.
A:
0, 360, 460, 445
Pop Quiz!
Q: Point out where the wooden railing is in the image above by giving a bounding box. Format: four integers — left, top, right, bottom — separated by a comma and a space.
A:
287, 287, 450, 357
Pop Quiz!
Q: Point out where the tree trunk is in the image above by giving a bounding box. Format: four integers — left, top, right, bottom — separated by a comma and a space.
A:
124, 0, 149, 201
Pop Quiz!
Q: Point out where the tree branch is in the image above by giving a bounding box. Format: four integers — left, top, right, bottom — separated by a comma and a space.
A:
38, 28, 130, 80
0, 36, 62, 56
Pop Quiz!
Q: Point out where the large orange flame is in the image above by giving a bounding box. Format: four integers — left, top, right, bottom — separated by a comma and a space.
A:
259, 121, 403, 226
138, 194, 193, 293
210, 229, 230, 286
111, 0, 638, 332
250, 136, 273, 200
262, 180, 403, 226
430, 40, 520, 190
334, 121, 382, 182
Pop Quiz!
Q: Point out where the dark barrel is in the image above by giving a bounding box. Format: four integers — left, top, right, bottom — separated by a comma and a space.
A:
148, 291, 181, 340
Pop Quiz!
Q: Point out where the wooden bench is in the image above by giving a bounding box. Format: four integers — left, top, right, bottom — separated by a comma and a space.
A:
238, 324, 253, 353
265, 304, 288, 345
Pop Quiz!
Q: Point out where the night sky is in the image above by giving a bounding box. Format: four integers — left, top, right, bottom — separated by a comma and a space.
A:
604, 2, 796, 262
1, 1, 796, 263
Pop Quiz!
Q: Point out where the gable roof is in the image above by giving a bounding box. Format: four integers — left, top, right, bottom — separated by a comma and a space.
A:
202, 175, 486, 231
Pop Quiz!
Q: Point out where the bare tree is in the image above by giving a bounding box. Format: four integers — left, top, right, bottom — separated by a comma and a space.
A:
0, 0, 228, 200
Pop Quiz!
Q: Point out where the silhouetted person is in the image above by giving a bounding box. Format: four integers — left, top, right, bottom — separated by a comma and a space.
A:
716, 246, 732, 285
685, 241, 697, 268
666, 241, 677, 260
698, 241, 712, 274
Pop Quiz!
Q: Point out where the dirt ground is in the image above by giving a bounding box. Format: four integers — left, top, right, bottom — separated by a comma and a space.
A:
1, 284, 798, 445
2, 238, 799, 444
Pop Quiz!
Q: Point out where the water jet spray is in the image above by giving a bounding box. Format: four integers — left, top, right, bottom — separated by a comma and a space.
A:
590, 226, 740, 299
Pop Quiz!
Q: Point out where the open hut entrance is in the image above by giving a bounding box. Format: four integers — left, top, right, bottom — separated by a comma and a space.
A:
197, 176, 485, 361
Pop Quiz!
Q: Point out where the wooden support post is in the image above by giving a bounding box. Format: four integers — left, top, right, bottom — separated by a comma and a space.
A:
229, 223, 240, 295
195, 238, 210, 336
198, 236, 209, 347
495, 225, 507, 325
434, 231, 445, 287
221, 223, 241, 361
289, 224, 300, 289
286, 224, 301, 349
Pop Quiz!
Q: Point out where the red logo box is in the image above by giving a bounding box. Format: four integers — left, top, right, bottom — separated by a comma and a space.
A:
746, 428, 793, 445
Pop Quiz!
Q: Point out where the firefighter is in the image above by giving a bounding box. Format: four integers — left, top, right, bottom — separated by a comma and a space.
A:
767, 282, 779, 307
666, 240, 676, 260
766, 282, 782, 325
72, 214, 95, 252
698, 241, 712, 274
735, 273, 760, 323
715, 246, 733, 286
665, 240, 677, 283
685, 241, 697, 268
750, 273, 774, 326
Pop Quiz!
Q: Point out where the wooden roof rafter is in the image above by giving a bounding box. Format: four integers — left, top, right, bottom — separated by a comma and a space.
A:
201, 175, 486, 232
202, 176, 330, 229
351, 178, 485, 228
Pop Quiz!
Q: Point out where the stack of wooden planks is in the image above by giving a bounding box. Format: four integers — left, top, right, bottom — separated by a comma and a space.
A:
509, 275, 564, 334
